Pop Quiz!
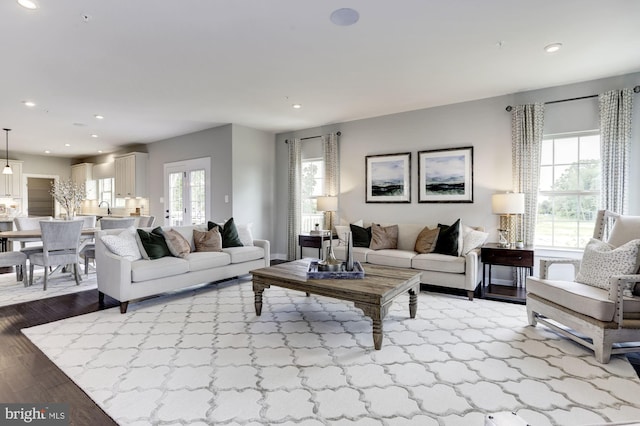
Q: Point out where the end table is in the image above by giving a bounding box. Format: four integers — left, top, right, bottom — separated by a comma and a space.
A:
298, 233, 337, 259
481, 243, 534, 304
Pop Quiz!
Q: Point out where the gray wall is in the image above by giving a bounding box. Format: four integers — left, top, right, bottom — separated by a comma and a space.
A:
146, 125, 234, 225
232, 124, 276, 242
274, 72, 640, 259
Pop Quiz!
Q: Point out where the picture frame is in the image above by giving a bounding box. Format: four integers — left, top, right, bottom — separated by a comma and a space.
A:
418, 146, 473, 203
365, 152, 411, 203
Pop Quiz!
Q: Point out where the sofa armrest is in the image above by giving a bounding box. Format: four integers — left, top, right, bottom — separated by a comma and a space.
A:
253, 239, 270, 267
464, 248, 480, 289
539, 257, 581, 279
95, 234, 134, 301
608, 274, 640, 325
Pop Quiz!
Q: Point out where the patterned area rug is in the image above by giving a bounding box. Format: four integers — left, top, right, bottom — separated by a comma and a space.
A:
0, 268, 97, 308
22, 279, 640, 425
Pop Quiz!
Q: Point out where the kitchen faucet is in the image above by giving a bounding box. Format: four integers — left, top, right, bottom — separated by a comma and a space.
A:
99, 201, 111, 215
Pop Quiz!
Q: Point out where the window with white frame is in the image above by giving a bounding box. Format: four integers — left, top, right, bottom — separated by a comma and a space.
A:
535, 131, 600, 249
301, 158, 325, 232
98, 178, 115, 207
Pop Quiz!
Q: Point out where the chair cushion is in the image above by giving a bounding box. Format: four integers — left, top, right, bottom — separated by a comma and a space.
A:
527, 277, 626, 322
131, 257, 189, 282
608, 215, 640, 247
0, 251, 27, 267
412, 253, 466, 274
186, 251, 231, 272
222, 246, 265, 264
576, 238, 640, 289
367, 249, 415, 268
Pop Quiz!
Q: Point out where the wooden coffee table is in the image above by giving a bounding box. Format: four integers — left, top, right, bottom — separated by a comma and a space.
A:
251, 260, 421, 350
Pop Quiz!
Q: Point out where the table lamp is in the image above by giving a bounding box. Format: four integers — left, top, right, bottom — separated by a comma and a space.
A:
491, 192, 525, 247
316, 196, 338, 234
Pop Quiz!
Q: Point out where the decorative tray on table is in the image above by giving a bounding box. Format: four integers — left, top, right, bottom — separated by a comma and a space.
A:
307, 261, 365, 279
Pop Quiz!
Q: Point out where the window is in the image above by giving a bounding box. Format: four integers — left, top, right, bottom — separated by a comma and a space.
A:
535, 132, 600, 249
301, 158, 325, 232
98, 178, 115, 207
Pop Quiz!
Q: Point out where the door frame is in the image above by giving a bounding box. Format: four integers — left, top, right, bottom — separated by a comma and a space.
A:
163, 157, 211, 226
23, 173, 60, 217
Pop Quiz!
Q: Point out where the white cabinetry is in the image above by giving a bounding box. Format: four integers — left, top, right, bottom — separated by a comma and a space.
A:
71, 162, 96, 200
114, 152, 148, 198
1, 160, 23, 198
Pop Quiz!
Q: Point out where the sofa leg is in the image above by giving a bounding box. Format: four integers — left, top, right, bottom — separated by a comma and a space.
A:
466, 290, 474, 301
119, 302, 129, 314
526, 306, 537, 326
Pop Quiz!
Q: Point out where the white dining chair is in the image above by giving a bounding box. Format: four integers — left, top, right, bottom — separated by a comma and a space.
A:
28, 220, 83, 290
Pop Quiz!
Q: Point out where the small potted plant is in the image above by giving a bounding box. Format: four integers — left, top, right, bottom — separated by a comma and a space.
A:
515, 239, 524, 249
314, 223, 320, 231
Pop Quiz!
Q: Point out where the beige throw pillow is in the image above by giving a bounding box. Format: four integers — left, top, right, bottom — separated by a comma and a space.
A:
369, 224, 398, 250
164, 228, 191, 258
193, 228, 223, 252
414, 226, 440, 254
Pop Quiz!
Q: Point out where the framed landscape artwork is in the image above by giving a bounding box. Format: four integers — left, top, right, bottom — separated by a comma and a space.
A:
418, 146, 473, 203
365, 152, 411, 203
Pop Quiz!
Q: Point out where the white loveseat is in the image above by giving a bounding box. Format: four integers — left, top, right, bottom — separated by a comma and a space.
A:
332, 223, 485, 300
95, 225, 270, 313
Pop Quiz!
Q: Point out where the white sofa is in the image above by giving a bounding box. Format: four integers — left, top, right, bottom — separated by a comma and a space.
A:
333, 223, 485, 300
95, 225, 270, 313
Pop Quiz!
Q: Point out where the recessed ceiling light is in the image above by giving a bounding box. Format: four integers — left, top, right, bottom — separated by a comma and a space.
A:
94, 114, 104, 120
544, 42, 563, 53
91, 134, 98, 138
64, 143, 71, 147
292, 104, 302, 109
330, 8, 359, 26
44, 150, 50, 154
97, 150, 103, 153
22, 100, 36, 107
17, 0, 38, 10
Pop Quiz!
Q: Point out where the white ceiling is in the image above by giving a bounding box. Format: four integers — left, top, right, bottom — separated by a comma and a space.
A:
2, 0, 639, 158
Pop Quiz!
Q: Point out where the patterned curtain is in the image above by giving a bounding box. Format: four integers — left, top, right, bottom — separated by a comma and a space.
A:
511, 103, 544, 245
322, 133, 340, 230
599, 88, 633, 215
287, 138, 301, 260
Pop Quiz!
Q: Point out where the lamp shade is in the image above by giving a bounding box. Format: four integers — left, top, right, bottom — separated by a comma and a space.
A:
316, 196, 338, 212
492, 193, 524, 215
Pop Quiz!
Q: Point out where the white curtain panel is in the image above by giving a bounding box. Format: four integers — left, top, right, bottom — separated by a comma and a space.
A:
511, 103, 545, 246
599, 88, 633, 216
287, 138, 301, 260
322, 132, 340, 230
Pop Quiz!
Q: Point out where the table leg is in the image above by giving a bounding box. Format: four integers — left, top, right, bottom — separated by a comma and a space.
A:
409, 288, 418, 319
355, 302, 388, 350
252, 282, 269, 316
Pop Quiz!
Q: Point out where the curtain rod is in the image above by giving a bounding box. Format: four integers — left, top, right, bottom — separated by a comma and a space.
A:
285, 131, 341, 143
505, 85, 640, 112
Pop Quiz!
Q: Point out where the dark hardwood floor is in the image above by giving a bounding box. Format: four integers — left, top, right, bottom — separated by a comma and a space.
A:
1, 280, 639, 426
0, 289, 119, 426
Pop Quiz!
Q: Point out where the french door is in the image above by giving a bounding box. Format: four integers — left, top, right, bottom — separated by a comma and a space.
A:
163, 157, 211, 226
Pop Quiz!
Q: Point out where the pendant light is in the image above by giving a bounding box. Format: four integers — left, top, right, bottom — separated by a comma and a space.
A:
2, 128, 12, 175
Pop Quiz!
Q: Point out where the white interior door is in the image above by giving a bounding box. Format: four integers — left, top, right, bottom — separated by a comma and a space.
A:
163, 157, 211, 226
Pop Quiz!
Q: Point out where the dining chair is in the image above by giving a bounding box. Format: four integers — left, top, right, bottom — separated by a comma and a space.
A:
28, 220, 83, 290
100, 217, 135, 229
13, 216, 53, 255
137, 215, 155, 227
78, 216, 97, 276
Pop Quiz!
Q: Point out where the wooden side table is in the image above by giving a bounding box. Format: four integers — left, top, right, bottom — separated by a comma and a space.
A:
298, 233, 336, 259
481, 243, 534, 303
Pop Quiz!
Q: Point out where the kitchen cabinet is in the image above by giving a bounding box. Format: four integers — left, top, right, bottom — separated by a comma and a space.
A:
1, 160, 23, 198
114, 152, 148, 198
71, 163, 96, 200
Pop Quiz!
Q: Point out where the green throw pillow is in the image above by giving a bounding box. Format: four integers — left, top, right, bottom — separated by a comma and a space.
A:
207, 217, 244, 248
350, 224, 372, 248
137, 227, 172, 259
433, 219, 461, 256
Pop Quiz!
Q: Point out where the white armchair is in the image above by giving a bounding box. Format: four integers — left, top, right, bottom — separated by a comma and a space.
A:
526, 210, 640, 363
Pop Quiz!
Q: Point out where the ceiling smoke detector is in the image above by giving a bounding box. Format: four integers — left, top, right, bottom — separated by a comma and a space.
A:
330, 8, 359, 26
